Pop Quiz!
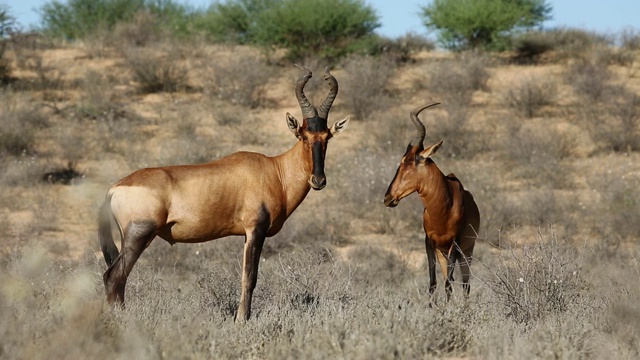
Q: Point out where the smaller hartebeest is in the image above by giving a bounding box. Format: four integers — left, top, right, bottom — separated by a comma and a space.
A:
384, 103, 480, 302
98, 66, 349, 322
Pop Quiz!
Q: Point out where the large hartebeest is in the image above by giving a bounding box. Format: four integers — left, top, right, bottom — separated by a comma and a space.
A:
383, 103, 480, 302
98, 66, 349, 321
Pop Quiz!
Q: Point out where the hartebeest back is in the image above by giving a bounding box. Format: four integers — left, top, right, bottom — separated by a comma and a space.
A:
384, 103, 480, 302
98, 66, 349, 321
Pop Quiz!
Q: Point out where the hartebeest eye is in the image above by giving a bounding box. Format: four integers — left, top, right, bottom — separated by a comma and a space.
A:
401, 156, 413, 165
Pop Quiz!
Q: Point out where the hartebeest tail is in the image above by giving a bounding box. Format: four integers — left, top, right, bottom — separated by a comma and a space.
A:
384, 103, 480, 303
98, 65, 349, 322
98, 194, 119, 267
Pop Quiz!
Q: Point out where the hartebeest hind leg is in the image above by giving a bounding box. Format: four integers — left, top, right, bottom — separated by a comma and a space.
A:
103, 220, 156, 304
459, 254, 472, 296
458, 240, 475, 297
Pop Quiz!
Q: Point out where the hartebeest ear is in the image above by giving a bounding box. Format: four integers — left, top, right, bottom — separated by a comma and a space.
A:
329, 116, 350, 136
286, 112, 303, 139
418, 140, 444, 160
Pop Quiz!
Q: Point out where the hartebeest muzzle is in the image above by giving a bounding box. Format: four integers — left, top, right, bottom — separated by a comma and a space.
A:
310, 140, 327, 190
384, 194, 400, 207
384, 173, 400, 207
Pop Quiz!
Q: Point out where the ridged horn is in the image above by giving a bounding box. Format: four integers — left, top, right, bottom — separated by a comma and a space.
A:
409, 103, 441, 147
317, 67, 338, 120
294, 64, 317, 119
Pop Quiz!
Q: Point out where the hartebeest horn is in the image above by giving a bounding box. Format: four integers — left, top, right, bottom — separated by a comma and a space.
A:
317, 67, 338, 120
294, 64, 317, 120
409, 102, 441, 147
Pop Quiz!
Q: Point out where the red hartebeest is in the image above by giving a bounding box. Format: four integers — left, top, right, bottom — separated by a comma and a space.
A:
98, 66, 349, 321
383, 103, 480, 303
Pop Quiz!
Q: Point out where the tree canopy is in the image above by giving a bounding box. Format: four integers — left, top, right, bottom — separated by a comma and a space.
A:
420, 0, 552, 51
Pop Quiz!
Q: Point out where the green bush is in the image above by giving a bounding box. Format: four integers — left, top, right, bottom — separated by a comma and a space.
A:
253, 0, 380, 61
420, 0, 552, 51
192, 0, 278, 44
199, 0, 380, 61
39, 0, 192, 40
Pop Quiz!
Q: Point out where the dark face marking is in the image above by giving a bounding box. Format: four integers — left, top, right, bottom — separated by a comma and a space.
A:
311, 140, 327, 189
306, 116, 328, 132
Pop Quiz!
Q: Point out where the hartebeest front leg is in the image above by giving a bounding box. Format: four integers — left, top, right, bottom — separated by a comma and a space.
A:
236, 222, 268, 322
424, 235, 438, 307
435, 248, 455, 302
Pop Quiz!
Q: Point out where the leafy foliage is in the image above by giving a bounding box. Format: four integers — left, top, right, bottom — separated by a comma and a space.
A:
198, 0, 380, 61
192, 0, 278, 44
39, 0, 192, 40
420, 0, 552, 51
252, 0, 380, 61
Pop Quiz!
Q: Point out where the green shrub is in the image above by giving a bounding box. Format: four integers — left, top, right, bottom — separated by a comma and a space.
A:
251, 0, 380, 61
420, 0, 552, 51
192, 0, 278, 44
39, 0, 192, 40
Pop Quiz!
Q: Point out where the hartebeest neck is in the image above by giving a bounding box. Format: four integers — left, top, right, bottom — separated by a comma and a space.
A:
417, 162, 454, 211
273, 140, 313, 214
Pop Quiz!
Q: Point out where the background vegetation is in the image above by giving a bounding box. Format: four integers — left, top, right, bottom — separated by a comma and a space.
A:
1, 1, 640, 358
420, 0, 552, 51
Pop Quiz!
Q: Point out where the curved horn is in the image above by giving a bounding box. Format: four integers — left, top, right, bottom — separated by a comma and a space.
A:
317, 66, 338, 120
294, 64, 317, 119
409, 102, 441, 147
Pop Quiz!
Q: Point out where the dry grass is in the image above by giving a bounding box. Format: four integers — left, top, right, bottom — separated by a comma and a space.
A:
202, 55, 275, 108
0, 34, 639, 359
503, 75, 558, 118
340, 55, 395, 120
121, 43, 189, 93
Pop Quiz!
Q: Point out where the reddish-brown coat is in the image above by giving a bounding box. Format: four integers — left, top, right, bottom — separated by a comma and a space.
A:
384, 104, 480, 302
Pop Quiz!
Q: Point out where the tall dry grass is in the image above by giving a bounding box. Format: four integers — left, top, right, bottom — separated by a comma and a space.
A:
0, 31, 639, 359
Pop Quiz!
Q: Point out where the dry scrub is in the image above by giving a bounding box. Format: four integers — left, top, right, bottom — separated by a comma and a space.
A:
0, 35, 639, 359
